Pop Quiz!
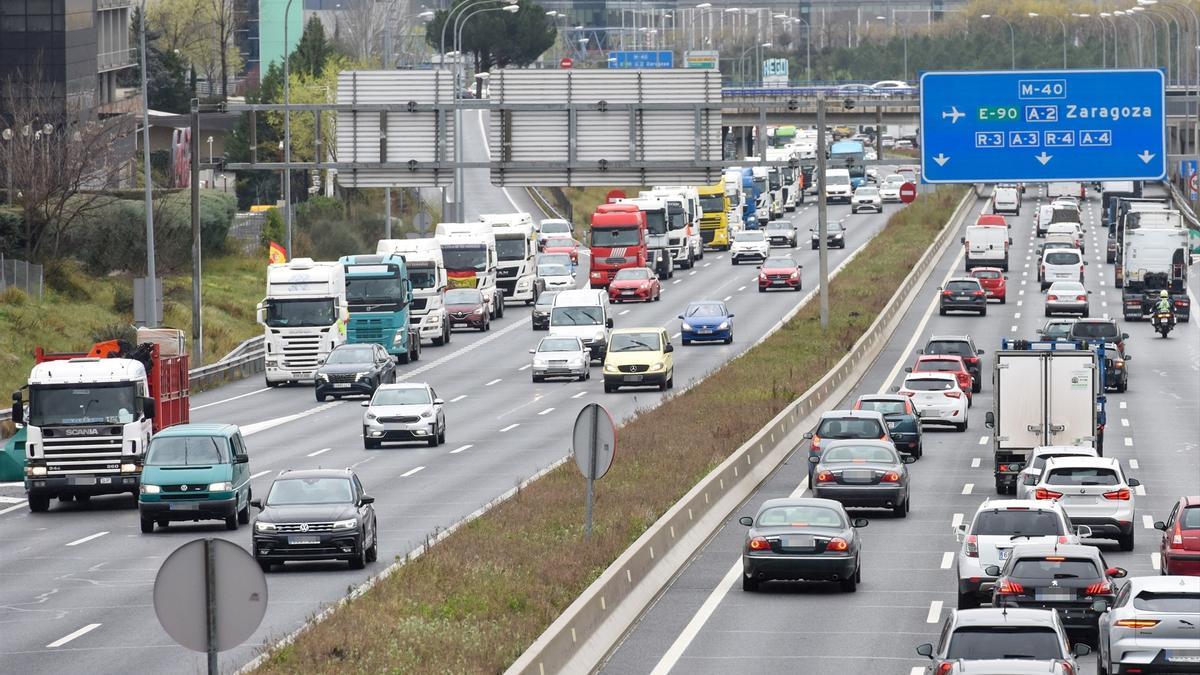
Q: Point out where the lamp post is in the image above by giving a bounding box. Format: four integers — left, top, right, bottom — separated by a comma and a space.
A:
282, 0, 297, 259
876, 15, 908, 81
1158, 0, 1198, 188
1141, 9, 1173, 82
139, 0, 157, 326
1115, 11, 1144, 67
1072, 13, 1104, 68
979, 14, 1015, 69
1, 128, 12, 204
1131, 7, 1159, 71
1100, 13, 1119, 67
1027, 12, 1067, 68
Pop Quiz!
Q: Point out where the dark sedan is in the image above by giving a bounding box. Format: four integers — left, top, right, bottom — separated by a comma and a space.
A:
1101, 343, 1130, 393
810, 222, 847, 249
445, 288, 490, 331
531, 290, 558, 330
940, 278, 988, 316
810, 440, 915, 517
987, 543, 1124, 635
738, 497, 868, 592
251, 468, 378, 572
314, 343, 396, 402
854, 394, 923, 458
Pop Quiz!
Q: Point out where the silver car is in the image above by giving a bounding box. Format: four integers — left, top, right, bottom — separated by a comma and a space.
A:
1045, 281, 1090, 317
361, 382, 446, 449
1096, 575, 1200, 675
916, 608, 1090, 674
530, 335, 590, 383
1015, 446, 1099, 500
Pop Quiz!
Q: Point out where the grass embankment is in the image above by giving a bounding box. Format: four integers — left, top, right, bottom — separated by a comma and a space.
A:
252, 186, 969, 675
555, 186, 644, 236
0, 256, 266, 398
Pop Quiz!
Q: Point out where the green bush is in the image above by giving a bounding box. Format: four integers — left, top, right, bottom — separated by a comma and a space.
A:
261, 208, 284, 249
44, 259, 91, 301
111, 283, 134, 315
0, 207, 23, 253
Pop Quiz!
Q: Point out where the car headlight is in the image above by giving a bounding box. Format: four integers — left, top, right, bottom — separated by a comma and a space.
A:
604, 363, 618, 373
140, 484, 161, 494
681, 322, 693, 331
833, 233, 843, 239
649, 362, 664, 372
121, 463, 138, 473
331, 518, 358, 531
365, 412, 378, 422
254, 521, 277, 533
718, 322, 729, 330
355, 371, 370, 381
421, 409, 433, 418
594, 331, 605, 342
470, 308, 484, 316
317, 373, 329, 381
208, 482, 233, 492
393, 332, 405, 346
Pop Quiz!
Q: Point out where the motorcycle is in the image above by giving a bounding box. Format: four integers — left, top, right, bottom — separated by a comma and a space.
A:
1153, 311, 1175, 338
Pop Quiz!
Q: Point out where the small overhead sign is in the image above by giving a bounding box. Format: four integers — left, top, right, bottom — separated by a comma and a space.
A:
608, 51, 674, 69
684, 50, 719, 70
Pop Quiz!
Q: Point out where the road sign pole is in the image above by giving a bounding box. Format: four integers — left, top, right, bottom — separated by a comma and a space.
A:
204, 538, 217, 675
585, 404, 599, 538
816, 93, 829, 330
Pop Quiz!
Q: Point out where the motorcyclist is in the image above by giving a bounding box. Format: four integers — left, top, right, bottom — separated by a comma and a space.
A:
1153, 290, 1175, 331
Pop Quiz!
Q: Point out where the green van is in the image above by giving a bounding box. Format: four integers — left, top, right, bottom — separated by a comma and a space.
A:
138, 423, 252, 533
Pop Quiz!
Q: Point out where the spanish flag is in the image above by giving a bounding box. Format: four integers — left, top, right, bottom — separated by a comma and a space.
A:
268, 241, 287, 265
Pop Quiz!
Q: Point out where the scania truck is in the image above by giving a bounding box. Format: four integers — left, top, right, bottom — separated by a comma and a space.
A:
12, 339, 189, 512
341, 253, 421, 363
480, 213, 539, 305
259, 258, 348, 385
376, 238, 451, 346
435, 222, 504, 319
589, 203, 666, 287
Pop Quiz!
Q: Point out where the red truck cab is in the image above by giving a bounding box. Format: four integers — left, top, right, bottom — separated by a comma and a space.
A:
589, 203, 649, 288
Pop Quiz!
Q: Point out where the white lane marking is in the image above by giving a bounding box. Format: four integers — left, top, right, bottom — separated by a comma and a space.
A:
880, 243, 969, 389
926, 600, 944, 623
242, 401, 340, 437
951, 513, 964, 529
978, 436, 989, 445
1014, 312, 1021, 319
649, 559, 743, 675
1119, 401, 1127, 409
910, 669, 925, 675
349, 456, 375, 468
0, 501, 29, 516
1151, 552, 1162, 570
486, 379, 502, 386
940, 552, 954, 569
571, 391, 587, 399
971, 457, 981, 468
689, 270, 698, 276
451, 394, 468, 403
500, 423, 519, 432
450, 444, 473, 454
1010, 325, 1018, 332
703, 262, 711, 268
250, 470, 272, 480
1019, 289, 1025, 295
0, 495, 24, 503
307, 447, 331, 457
619, 309, 631, 316
737, 285, 746, 291
537, 408, 555, 416
671, 332, 681, 339
66, 531, 109, 547
518, 364, 531, 371
1120, 418, 1129, 427
397, 313, 532, 383
1124, 437, 1133, 447
962, 483, 974, 495
1143, 515, 1155, 530
46, 623, 102, 648
1017, 300, 1023, 307
192, 387, 270, 411
672, 279, 683, 284
1129, 459, 1139, 469
1135, 484, 1146, 496
476, 110, 523, 211
401, 466, 425, 478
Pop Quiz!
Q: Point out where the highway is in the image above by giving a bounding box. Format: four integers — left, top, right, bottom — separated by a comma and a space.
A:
0, 113, 912, 673
598, 187, 1200, 675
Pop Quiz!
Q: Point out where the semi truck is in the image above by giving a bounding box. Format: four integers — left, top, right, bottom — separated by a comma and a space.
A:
736, 167, 763, 228
1111, 198, 1171, 280
376, 238, 451, 346
648, 186, 706, 265
616, 196, 675, 279
341, 253, 421, 363
698, 183, 732, 251
12, 338, 190, 512
750, 166, 781, 220
435, 222, 504, 319
1119, 211, 1191, 322
983, 340, 1106, 495
259, 258, 348, 385
829, 139, 867, 189
588, 203, 664, 287
481, 214, 539, 305
722, 170, 746, 235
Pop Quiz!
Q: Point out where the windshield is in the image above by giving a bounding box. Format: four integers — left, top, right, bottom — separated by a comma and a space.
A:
407, 265, 437, 290
264, 298, 337, 328
145, 435, 229, 466
766, 221, 791, 231
918, 359, 963, 372
538, 338, 581, 353
535, 292, 559, 308
538, 264, 571, 277
667, 205, 687, 230
1046, 467, 1120, 486
541, 222, 571, 235
1134, 592, 1200, 612
945, 627, 1063, 660
764, 257, 796, 268
441, 246, 487, 271
699, 195, 724, 213
822, 445, 897, 463
1049, 283, 1085, 294
544, 238, 575, 249
685, 303, 726, 317
371, 387, 431, 405
905, 378, 955, 391
924, 341, 973, 357
883, 175, 904, 186
551, 306, 602, 326
1011, 558, 1099, 579
825, 173, 850, 186
737, 231, 765, 242
974, 270, 1001, 279
756, 505, 845, 528
614, 268, 651, 281
768, 170, 781, 190
972, 510, 1063, 536
609, 332, 660, 352
346, 276, 404, 304
1045, 252, 1081, 265
1071, 322, 1119, 339
266, 477, 355, 506
496, 237, 528, 261
947, 280, 980, 292
593, 226, 641, 247
856, 188, 879, 196
816, 418, 884, 438
537, 253, 572, 268
29, 383, 138, 426
753, 177, 768, 193
1043, 322, 1074, 338
857, 399, 906, 415
326, 346, 376, 364
641, 211, 667, 235
444, 289, 483, 305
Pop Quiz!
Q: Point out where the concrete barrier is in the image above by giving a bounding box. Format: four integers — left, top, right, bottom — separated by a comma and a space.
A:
506, 186, 982, 675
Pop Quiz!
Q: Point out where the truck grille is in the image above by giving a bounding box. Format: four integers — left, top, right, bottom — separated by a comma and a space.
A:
498, 278, 517, 295
497, 267, 518, 279
275, 522, 336, 533
605, 257, 628, 265
700, 229, 716, 243
766, 273, 791, 281
410, 298, 428, 312
41, 430, 124, 474
281, 333, 323, 369
618, 364, 649, 373
351, 318, 387, 342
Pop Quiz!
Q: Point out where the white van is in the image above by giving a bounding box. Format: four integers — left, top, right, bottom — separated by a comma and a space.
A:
1039, 248, 1086, 290
549, 288, 612, 362
823, 169, 852, 203
1047, 182, 1085, 201
992, 186, 1021, 215
962, 225, 1011, 271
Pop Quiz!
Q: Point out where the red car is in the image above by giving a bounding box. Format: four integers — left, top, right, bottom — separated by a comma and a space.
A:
969, 267, 1007, 303
975, 214, 1007, 228
757, 255, 802, 292
444, 288, 490, 332
542, 237, 580, 265
607, 267, 661, 303
1156, 495, 1200, 576
908, 355, 974, 404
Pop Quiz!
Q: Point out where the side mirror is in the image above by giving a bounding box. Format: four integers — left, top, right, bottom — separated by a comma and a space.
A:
434, 398, 444, 405
317, 358, 326, 366
10, 392, 22, 424
902, 455, 917, 464
1073, 643, 1093, 657
984, 564, 1002, 576
903, 367, 913, 373
1153, 520, 1167, 531
891, 386, 901, 393
359, 495, 375, 505
738, 516, 754, 527
1127, 478, 1140, 487
360, 400, 370, 407
141, 397, 156, 420
808, 455, 820, 464
606, 319, 614, 329
960, 237, 966, 244
529, 349, 536, 354
256, 303, 265, 324
1121, 333, 1129, 340
728, 313, 735, 318
976, 349, 985, 354
916, 349, 924, 355
1084, 261, 1089, 266
852, 518, 869, 528
677, 315, 685, 320
984, 411, 995, 428
250, 499, 262, 509
1123, 354, 1132, 361
235, 453, 249, 463
1035, 328, 1045, 334
803, 431, 813, 439
1107, 566, 1127, 579
1074, 525, 1093, 538
915, 643, 934, 659
664, 343, 674, 353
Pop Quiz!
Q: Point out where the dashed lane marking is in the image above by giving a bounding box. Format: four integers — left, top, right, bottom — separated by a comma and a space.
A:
401, 466, 425, 478
307, 447, 331, 457
46, 623, 102, 648
926, 600, 944, 624
450, 444, 473, 454
940, 552, 954, 569
65, 531, 109, 547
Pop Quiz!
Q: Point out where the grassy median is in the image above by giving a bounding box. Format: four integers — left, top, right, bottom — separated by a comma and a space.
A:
253, 186, 969, 674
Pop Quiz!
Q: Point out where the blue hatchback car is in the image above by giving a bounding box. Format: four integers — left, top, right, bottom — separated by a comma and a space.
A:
852, 394, 923, 458
679, 301, 734, 345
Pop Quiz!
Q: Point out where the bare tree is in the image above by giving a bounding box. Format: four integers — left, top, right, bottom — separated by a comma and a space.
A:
1, 71, 136, 261
209, 0, 241, 101
337, 0, 388, 63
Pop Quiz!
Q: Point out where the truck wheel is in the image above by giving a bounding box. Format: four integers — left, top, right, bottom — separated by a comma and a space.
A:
264, 377, 279, 388
432, 331, 445, 347
140, 517, 155, 533
411, 339, 420, 362
27, 493, 49, 512
397, 350, 411, 365
257, 559, 273, 573
238, 499, 250, 524
994, 476, 1007, 494
496, 298, 505, 319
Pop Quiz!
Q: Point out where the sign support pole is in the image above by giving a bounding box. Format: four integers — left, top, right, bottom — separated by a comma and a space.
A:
816, 93, 829, 329
204, 537, 217, 675
584, 404, 600, 539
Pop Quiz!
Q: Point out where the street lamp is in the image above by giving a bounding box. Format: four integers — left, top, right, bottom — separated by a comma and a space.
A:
1028, 12, 1067, 68
1072, 12, 1105, 68
138, 0, 157, 325
1115, 10, 1144, 67
1, 127, 12, 204
980, 14, 1016, 70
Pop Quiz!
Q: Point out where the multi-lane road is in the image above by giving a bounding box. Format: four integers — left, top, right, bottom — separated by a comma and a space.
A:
599, 187, 1200, 675
0, 114, 915, 674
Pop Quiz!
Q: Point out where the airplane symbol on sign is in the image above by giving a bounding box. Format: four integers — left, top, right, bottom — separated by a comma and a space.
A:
942, 106, 965, 124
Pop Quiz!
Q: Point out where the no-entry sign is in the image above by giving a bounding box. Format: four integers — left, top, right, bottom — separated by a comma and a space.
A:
899, 182, 918, 204
560, 57, 573, 69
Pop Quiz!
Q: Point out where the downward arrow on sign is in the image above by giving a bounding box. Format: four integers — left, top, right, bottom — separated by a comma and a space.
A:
1035, 152, 1053, 165
1138, 150, 1156, 164
932, 153, 950, 166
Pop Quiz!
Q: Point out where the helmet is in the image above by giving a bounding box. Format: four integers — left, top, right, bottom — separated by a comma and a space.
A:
1160, 290, 1170, 298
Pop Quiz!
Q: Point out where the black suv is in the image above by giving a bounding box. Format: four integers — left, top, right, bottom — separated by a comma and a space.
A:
531, 291, 558, 330
251, 468, 378, 572
1068, 318, 1128, 352
939, 278, 988, 316
315, 343, 396, 401
986, 543, 1125, 635
1101, 343, 1130, 392
921, 335, 984, 393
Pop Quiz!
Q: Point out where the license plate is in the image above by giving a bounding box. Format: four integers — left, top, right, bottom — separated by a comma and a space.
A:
772, 280, 786, 285
698, 329, 712, 334
69, 476, 96, 486
998, 548, 1011, 561
842, 470, 874, 483
624, 375, 643, 382
334, 383, 352, 389
621, 290, 634, 295
1166, 651, 1200, 663
169, 502, 199, 510
785, 536, 815, 549
288, 536, 321, 545
1035, 589, 1074, 601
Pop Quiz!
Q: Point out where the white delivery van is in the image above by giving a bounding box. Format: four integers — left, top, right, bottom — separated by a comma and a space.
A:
962, 225, 1011, 271
549, 288, 612, 362
992, 186, 1021, 215
823, 169, 853, 203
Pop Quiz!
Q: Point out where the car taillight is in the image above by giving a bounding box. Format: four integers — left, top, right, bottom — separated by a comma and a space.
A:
965, 535, 978, 558
1076, 295, 1087, 302
944, 391, 961, 399
881, 471, 901, 483
1034, 488, 1063, 500
942, 290, 953, 297
964, 356, 979, 365
972, 291, 985, 297
1172, 522, 1185, 547
1086, 580, 1113, 595
1115, 619, 1160, 628
748, 536, 771, 551
996, 578, 1024, 595
935, 663, 953, 675
1047, 295, 1059, 301
1058, 536, 1069, 544
816, 470, 835, 483
1104, 488, 1131, 500
826, 537, 849, 552
1175, 299, 1189, 308
900, 390, 915, 397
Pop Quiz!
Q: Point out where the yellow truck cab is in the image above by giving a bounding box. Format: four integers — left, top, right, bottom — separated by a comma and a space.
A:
602, 327, 675, 392
698, 183, 732, 251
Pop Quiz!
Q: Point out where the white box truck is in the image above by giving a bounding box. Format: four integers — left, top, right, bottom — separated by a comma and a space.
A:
258, 258, 347, 385
480, 213, 539, 305
376, 238, 452, 345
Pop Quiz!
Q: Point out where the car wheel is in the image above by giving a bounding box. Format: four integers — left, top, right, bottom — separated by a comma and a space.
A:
659, 378, 668, 392
724, 335, 732, 345
1117, 530, 1134, 552
438, 425, 446, 444
349, 542, 367, 570
225, 515, 238, 531
604, 383, 616, 393
758, 286, 765, 293
532, 374, 542, 383
1083, 309, 1090, 318
238, 499, 250, 524
994, 476, 1007, 494
482, 320, 490, 332
315, 392, 327, 402
972, 379, 981, 394
939, 308, 946, 316
365, 530, 378, 563
893, 497, 908, 518
741, 574, 759, 592
257, 559, 273, 573
365, 437, 379, 449
957, 592, 980, 610
497, 300, 505, 319
1097, 653, 1110, 675
427, 432, 439, 448
682, 338, 691, 345
999, 296, 1006, 304
140, 517, 155, 533
667, 373, 674, 389
913, 443, 923, 459
1117, 379, 1127, 393
980, 307, 987, 316
956, 420, 968, 432
578, 372, 587, 382
811, 243, 819, 250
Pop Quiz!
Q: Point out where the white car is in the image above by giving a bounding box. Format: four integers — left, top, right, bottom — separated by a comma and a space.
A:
536, 262, 575, 291
1097, 575, 1200, 675
1045, 281, 1090, 317
1034, 204, 1055, 237
361, 382, 446, 449
1015, 446, 1099, 500
954, 499, 1090, 609
1032, 456, 1140, 550
898, 372, 969, 432
1039, 248, 1086, 290
529, 335, 590, 383
729, 230, 770, 264
1045, 223, 1085, 252
879, 174, 906, 202
850, 186, 882, 214
992, 186, 1021, 215
537, 219, 574, 249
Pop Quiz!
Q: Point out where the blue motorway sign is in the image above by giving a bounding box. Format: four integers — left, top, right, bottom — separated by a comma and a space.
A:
608, 51, 674, 69
919, 69, 1166, 183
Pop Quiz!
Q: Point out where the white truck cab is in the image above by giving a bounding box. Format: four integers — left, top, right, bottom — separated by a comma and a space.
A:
259, 258, 348, 385
376, 238, 451, 346
645, 186, 705, 268
722, 169, 745, 233
435, 222, 504, 319
480, 213, 539, 305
